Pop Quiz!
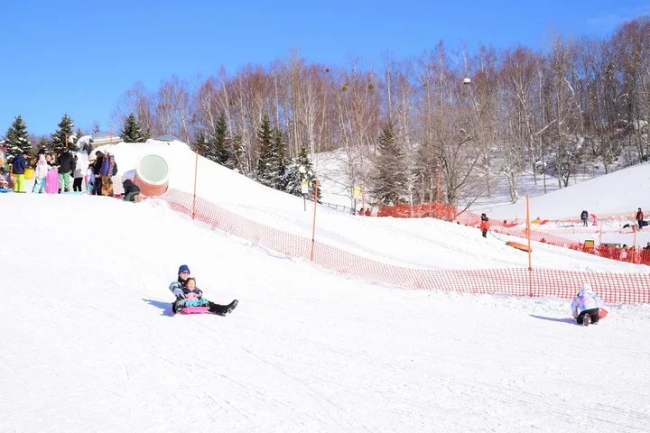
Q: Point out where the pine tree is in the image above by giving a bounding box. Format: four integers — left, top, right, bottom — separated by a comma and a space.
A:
230, 134, 246, 173
271, 127, 288, 190
256, 115, 274, 187
4, 115, 32, 162
209, 113, 229, 166
370, 122, 408, 205
193, 131, 211, 156
120, 113, 145, 143
36, 137, 50, 156
256, 117, 288, 189
285, 147, 321, 202
50, 114, 78, 153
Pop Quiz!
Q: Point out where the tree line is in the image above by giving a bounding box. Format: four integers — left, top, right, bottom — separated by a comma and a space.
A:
5, 17, 650, 208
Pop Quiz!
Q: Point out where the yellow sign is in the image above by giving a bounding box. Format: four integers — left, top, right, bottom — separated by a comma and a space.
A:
301, 180, 309, 194
584, 239, 595, 248
353, 185, 361, 200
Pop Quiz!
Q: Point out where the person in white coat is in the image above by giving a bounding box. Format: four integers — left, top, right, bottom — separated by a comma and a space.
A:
33, 154, 49, 194
571, 283, 604, 325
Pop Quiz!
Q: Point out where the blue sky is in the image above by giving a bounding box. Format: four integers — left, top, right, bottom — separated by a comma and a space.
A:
0, 0, 647, 136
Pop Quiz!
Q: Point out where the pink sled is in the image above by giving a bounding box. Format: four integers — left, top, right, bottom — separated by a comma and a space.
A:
180, 306, 210, 314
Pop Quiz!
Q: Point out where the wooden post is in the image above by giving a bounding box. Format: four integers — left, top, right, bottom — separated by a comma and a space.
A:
192, 150, 199, 220
526, 195, 533, 296
310, 179, 319, 261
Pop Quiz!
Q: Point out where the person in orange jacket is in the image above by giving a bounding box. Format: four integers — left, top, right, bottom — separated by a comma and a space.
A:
636, 207, 644, 229
480, 213, 490, 238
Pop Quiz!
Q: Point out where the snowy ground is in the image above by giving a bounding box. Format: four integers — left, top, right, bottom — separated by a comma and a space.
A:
2, 194, 650, 433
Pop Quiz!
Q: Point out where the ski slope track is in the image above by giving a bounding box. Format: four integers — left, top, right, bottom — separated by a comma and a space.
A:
1, 194, 649, 433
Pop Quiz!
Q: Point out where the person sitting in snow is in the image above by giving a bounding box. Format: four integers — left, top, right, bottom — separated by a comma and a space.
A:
571, 283, 604, 326
180, 278, 208, 307
0, 168, 9, 189
168, 264, 238, 315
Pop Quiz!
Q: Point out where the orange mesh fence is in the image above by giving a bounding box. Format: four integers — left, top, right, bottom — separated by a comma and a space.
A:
377, 203, 650, 267
159, 189, 650, 305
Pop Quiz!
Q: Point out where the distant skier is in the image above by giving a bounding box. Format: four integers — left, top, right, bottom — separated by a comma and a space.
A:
571, 283, 604, 326
580, 210, 588, 227
480, 213, 490, 238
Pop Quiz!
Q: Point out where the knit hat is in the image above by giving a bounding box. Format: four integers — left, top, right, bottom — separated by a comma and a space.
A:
178, 264, 190, 274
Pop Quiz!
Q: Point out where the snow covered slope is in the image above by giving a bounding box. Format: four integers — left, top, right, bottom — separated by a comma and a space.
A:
1, 194, 649, 433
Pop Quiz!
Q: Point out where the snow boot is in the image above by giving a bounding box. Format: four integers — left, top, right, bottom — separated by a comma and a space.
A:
226, 299, 238, 314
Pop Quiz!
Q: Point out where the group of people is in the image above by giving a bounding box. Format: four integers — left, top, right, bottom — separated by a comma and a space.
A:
168, 264, 238, 315
8, 149, 81, 194
2, 148, 142, 202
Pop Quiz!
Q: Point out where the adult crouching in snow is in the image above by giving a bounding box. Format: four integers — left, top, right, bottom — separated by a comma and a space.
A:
571, 283, 604, 326
122, 179, 141, 202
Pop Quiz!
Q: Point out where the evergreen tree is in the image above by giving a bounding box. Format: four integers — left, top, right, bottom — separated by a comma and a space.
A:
271, 127, 288, 190
36, 137, 50, 156
285, 147, 321, 202
256, 115, 274, 187
209, 113, 229, 166
193, 131, 211, 156
120, 113, 145, 143
50, 114, 78, 153
370, 122, 408, 205
256, 116, 288, 189
230, 134, 246, 173
4, 115, 32, 162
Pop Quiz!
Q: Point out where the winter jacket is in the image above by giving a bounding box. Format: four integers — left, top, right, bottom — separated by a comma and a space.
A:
571, 283, 604, 319
580, 211, 588, 220
480, 215, 490, 231
58, 151, 75, 174
35, 155, 49, 179
93, 153, 104, 175
12, 154, 27, 175
182, 287, 204, 298
122, 179, 141, 195
100, 155, 118, 176
73, 161, 84, 178
181, 287, 209, 307
636, 211, 644, 221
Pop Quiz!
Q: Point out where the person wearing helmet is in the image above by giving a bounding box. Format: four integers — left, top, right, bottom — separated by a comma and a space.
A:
571, 283, 604, 326
169, 264, 238, 315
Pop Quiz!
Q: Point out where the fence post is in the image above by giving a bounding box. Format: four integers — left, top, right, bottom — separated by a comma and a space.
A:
192, 150, 198, 220
526, 194, 533, 296
310, 179, 319, 261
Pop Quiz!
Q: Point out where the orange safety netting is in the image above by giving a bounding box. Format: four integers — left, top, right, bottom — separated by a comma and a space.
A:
159, 189, 650, 305
377, 203, 650, 267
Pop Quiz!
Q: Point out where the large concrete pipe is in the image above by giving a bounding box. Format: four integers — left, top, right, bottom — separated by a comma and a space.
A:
133, 154, 170, 196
